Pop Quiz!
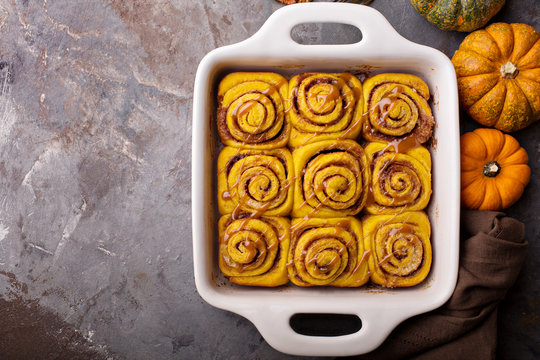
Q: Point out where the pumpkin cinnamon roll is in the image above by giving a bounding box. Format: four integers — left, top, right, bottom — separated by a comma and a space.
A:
219, 215, 290, 287
217, 147, 294, 216
217, 72, 290, 149
292, 140, 370, 218
365, 142, 432, 214
363, 211, 432, 288
286, 72, 363, 148
362, 73, 434, 144
288, 217, 370, 287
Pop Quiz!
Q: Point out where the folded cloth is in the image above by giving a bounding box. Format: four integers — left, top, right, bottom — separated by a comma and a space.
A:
355, 210, 527, 360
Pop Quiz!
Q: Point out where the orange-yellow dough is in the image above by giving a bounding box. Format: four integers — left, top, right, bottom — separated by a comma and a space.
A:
288, 217, 369, 287
217, 72, 290, 149
292, 140, 370, 218
362, 211, 432, 288
217, 147, 294, 216
218, 215, 290, 286
362, 73, 434, 144
365, 142, 432, 214
286, 72, 363, 148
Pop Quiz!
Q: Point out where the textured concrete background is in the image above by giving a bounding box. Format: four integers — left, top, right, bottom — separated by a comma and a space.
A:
0, 0, 537, 359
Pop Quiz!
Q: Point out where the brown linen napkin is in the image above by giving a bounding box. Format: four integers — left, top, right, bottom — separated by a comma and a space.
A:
354, 210, 527, 360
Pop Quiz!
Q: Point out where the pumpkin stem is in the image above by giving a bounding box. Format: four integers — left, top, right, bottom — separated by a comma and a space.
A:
500, 61, 519, 79
483, 161, 501, 177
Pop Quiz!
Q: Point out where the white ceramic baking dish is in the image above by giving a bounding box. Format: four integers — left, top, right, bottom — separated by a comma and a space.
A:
192, 3, 460, 357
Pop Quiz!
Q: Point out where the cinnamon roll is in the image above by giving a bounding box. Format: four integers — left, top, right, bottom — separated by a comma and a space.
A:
362, 73, 434, 144
365, 142, 432, 214
286, 72, 363, 148
288, 217, 369, 287
362, 211, 432, 288
217, 147, 294, 216
292, 140, 370, 218
219, 215, 290, 286
217, 72, 290, 149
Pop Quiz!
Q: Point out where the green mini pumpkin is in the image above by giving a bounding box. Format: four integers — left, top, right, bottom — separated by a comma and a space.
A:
411, 0, 506, 32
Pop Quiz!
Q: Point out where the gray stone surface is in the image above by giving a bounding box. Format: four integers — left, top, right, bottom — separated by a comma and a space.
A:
0, 0, 537, 359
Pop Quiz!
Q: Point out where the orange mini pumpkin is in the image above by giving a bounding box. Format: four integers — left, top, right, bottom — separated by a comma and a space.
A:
461, 128, 530, 210
452, 23, 540, 132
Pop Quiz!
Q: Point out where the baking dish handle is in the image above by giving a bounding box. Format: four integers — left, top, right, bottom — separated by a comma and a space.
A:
248, 3, 407, 51
246, 307, 404, 356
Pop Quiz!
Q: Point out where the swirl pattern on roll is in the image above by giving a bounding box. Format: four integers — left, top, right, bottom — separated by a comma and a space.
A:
292, 140, 370, 218
363, 212, 432, 287
218, 147, 293, 216
288, 217, 369, 287
217, 72, 290, 149
365, 142, 432, 214
286, 72, 363, 148
219, 215, 290, 286
362, 73, 434, 144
